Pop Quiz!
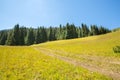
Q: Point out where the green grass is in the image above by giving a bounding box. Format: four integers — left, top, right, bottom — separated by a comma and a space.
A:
1, 31, 120, 80
34, 31, 120, 79
0, 46, 110, 80
37, 31, 120, 56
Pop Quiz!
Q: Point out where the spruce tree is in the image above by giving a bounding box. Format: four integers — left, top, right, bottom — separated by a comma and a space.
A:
19, 27, 25, 45
6, 30, 15, 45
41, 27, 47, 42
48, 27, 56, 41
66, 23, 78, 39
13, 24, 20, 45
0, 30, 7, 45
90, 25, 99, 35
81, 23, 90, 37
25, 28, 35, 45
35, 28, 41, 44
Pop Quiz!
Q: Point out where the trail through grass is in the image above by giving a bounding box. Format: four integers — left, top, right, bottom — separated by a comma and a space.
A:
34, 31, 120, 80
35, 47, 120, 80
0, 31, 120, 80
0, 46, 111, 80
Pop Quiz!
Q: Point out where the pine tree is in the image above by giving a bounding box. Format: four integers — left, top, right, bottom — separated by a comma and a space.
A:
56, 24, 63, 40
81, 23, 90, 37
25, 28, 35, 45
99, 26, 110, 34
90, 25, 99, 35
19, 27, 26, 45
0, 30, 7, 45
13, 24, 20, 45
41, 27, 48, 42
77, 27, 82, 38
48, 27, 56, 41
6, 30, 15, 45
66, 23, 78, 39
35, 27, 41, 44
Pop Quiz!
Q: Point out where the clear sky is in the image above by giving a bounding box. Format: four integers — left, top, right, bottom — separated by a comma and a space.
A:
0, 0, 120, 30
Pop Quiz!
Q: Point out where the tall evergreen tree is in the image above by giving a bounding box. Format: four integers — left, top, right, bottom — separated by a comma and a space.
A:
77, 27, 82, 38
6, 30, 15, 45
34, 28, 40, 44
19, 27, 26, 45
13, 24, 20, 45
90, 25, 99, 35
63, 26, 67, 39
0, 30, 7, 45
81, 23, 90, 37
41, 27, 48, 42
99, 26, 110, 34
48, 27, 56, 41
56, 25, 62, 40
25, 28, 35, 45
66, 23, 78, 39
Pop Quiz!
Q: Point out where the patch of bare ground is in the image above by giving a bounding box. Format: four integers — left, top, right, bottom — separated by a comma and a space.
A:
34, 47, 120, 80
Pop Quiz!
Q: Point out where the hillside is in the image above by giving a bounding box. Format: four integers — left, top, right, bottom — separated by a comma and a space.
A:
0, 31, 120, 80
34, 31, 120, 80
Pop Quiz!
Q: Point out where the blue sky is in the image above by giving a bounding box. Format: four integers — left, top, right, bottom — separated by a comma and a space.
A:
0, 0, 120, 30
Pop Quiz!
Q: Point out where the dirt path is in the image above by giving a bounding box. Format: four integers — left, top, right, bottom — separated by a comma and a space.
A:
34, 47, 120, 80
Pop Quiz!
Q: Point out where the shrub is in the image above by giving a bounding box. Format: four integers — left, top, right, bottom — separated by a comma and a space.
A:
113, 46, 120, 53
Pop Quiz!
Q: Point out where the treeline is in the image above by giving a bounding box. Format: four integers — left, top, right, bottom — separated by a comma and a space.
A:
0, 23, 111, 45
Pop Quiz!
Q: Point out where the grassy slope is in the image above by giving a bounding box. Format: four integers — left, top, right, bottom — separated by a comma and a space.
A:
35, 31, 120, 79
37, 31, 120, 56
0, 31, 119, 80
0, 46, 110, 80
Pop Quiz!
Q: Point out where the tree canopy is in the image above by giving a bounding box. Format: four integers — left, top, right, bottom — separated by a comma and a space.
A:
0, 23, 111, 45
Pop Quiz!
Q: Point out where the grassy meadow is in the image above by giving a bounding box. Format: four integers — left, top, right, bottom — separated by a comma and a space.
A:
0, 46, 111, 80
35, 31, 120, 79
0, 31, 120, 80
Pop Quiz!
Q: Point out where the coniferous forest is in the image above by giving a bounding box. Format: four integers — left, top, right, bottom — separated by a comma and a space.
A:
0, 23, 111, 45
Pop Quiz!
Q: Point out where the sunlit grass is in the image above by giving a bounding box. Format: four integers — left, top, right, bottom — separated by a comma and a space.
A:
35, 31, 120, 79
37, 31, 120, 56
1, 31, 119, 80
0, 46, 111, 80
